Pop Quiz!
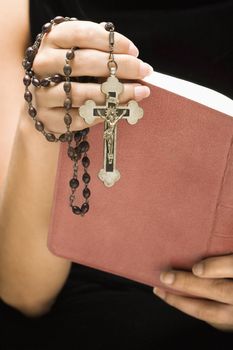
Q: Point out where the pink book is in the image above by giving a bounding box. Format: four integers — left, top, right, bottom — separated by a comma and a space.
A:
47, 72, 233, 294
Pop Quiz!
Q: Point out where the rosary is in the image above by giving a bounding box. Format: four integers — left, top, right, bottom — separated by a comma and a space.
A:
22, 17, 143, 216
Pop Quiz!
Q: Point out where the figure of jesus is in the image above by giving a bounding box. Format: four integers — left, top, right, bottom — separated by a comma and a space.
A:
98, 107, 127, 163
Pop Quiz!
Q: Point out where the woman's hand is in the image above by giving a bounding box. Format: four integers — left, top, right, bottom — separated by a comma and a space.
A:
32, 20, 152, 133
153, 254, 233, 332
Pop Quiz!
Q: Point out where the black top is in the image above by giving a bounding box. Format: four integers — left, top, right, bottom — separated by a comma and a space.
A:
1, 1, 233, 349
29, 0, 233, 98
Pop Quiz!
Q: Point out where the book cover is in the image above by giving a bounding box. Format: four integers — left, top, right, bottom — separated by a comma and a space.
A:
47, 72, 233, 293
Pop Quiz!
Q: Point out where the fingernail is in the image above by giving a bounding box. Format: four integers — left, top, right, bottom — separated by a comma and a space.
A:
128, 42, 139, 57
134, 86, 151, 100
160, 271, 175, 285
192, 263, 204, 276
153, 287, 166, 299
140, 62, 153, 77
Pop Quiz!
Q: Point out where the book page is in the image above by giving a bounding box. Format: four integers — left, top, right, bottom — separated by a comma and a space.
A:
144, 71, 233, 117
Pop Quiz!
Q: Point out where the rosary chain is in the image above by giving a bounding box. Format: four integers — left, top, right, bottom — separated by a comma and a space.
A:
22, 16, 91, 216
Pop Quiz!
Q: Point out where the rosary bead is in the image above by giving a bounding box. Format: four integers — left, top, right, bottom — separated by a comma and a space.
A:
82, 172, 91, 184
68, 146, 75, 158
25, 46, 37, 61
45, 133, 56, 142
40, 78, 51, 87
81, 202, 89, 214
80, 128, 90, 137
77, 141, 89, 153
64, 97, 72, 110
63, 81, 71, 93
63, 64, 72, 76
28, 106, 37, 118
72, 206, 82, 215
24, 90, 32, 102
53, 16, 65, 24
32, 77, 41, 87
74, 130, 82, 142
36, 33, 43, 42
23, 75, 31, 86
105, 22, 115, 32
42, 22, 53, 33
59, 133, 68, 142
74, 149, 82, 161
70, 17, 78, 21
35, 120, 44, 131
22, 59, 32, 70
51, 74, 63, 84
64, 113, 72, 126
69, 178, 80, 189
66, 49, 75, 60
83, 187, 91, 199
82, 156, 90, 168
66, 132, 73, 142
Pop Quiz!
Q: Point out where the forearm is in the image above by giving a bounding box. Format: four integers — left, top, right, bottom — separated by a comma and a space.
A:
0, 106, 71, 317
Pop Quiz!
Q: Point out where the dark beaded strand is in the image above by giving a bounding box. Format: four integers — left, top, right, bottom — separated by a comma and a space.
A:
22, 16, 91, 216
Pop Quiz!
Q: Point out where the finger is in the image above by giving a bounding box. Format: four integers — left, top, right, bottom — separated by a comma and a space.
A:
46, 20, 139, 56
36, 106, 103, 134
192, 254, 233, 279
33, 48, 152, 79
159, 270, 233, 305
153, 287, 233, 328
36, 82, 150, 108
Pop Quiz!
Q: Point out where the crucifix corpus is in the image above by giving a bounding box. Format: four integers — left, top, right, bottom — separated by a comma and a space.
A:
79, 23, 144, 187
79, 76, 143, 187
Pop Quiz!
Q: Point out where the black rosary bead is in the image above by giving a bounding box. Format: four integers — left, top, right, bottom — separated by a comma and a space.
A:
42, 22, 53, 33
80, 128, 90, 137
74, 148, 82, 160
81, 202, 89, 214
82, 156, 90, 168
74, 131, 82, 142
53, 16, 65, 24
77, 140, 89, 153
82, 172, 91, 184
32, 77, 41, 87
63, 64, 72, 76
22, 59, 32, 70
68, 146, 75, 159
69, 178, 79, 189
24, 90, 32, 103
35, 120, 44, 132
83, 187, 91, 199
28, 106, 37, 118
72, 206, 82, 215
59, 133, 68, 142
23, 75, 31, 86
25, 46, 37, 61
45, 133, 56, 142
51, 74, 63, 84
66, 132, 73, 142
63, 81, 71, 93
64, 113, 72, 126
40, 78, 51, 87
64, 97, 72, 110
66, 49, 75, 60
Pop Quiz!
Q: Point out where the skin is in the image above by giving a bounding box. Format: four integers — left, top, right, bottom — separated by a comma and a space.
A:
0, 1, 232, 333
154, 255, 233, 332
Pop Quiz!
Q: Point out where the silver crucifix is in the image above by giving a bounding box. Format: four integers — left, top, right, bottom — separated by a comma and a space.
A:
79, 75, 143, 187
